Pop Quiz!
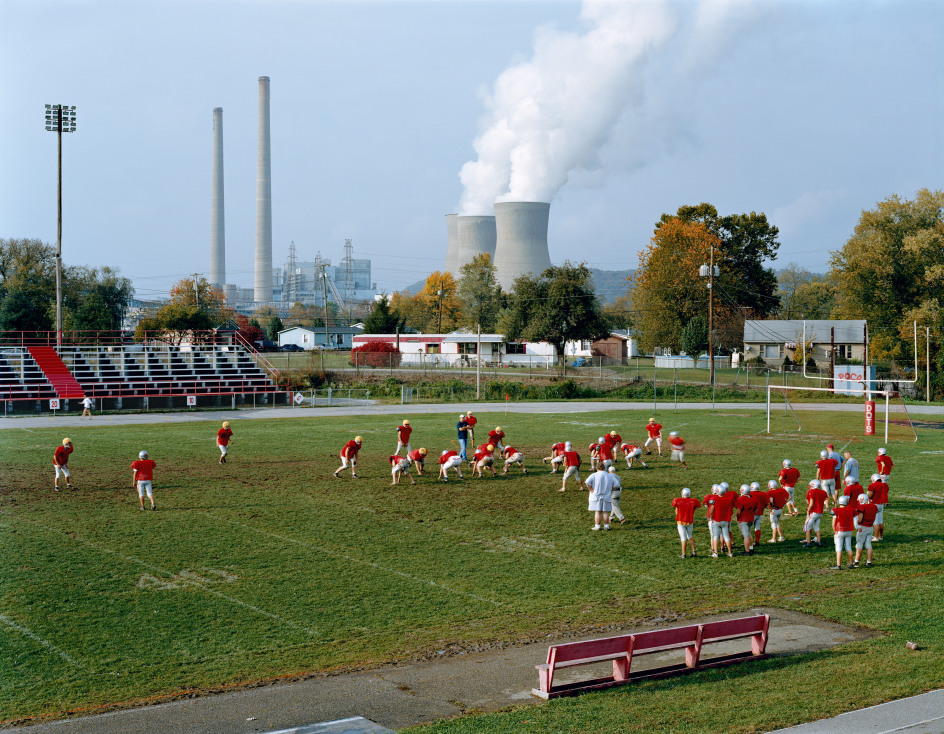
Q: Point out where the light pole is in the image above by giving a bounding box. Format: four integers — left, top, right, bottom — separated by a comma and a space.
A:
45, 104, 76, 346
699, 244, 719, 387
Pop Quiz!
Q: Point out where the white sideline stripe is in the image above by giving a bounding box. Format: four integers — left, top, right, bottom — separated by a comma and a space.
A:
884, 511, 938, 524
0, 613, 87, 669
4, 513, 319, 637
204, 513, 510, 609
897, 494, 944, 505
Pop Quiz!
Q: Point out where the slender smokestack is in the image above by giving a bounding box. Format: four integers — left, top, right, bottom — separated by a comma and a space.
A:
444, 214, 459, 275
492, 202, 551, 291
455, 215, 497, 273
254, 76, 273, 304
210, 107, 225, 287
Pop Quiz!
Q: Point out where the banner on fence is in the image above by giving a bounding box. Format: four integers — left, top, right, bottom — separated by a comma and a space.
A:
833, 365, 876, 396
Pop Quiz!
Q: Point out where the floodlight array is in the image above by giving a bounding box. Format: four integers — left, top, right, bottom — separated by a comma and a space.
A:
44, 104, 77, 133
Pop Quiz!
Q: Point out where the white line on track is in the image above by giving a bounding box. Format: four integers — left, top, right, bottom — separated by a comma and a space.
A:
0, 613, 88, 669
3, 512, 320, 637
203, 512, 512, 610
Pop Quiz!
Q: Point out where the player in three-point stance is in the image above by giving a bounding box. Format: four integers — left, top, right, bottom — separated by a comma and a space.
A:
53, 437, 75, 491
131, 450, 157, 511
389, 454, 416, 486
407, 447, 428, 475
472, 443, 497, 478
621, 442, 647, 469
487, 427, 506, 452
438, 449, 464, 481
544, 442, 566, 472
334, 436, 362, 478
644, 418, 663, 456
672, 488, 701, 558
217, 421, 233, 464
501, 445, 526, 475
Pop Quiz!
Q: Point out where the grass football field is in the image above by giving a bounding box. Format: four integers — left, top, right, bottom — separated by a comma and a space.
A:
1, 407, 942, 731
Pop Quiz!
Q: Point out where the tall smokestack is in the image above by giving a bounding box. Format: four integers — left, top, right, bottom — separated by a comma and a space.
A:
210, 107, 225, 288
254, 76, 273, 304
492, 202, 551, 291
444, 214, 459, 275
455, 215, 496, 274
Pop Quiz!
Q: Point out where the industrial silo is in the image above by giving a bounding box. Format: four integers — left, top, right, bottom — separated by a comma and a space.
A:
454, 215, 497, 273
444, 214, 459, 275
492, 202, 552, 291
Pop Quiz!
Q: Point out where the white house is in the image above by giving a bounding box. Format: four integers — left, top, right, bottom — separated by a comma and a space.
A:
278, 325, 362, 350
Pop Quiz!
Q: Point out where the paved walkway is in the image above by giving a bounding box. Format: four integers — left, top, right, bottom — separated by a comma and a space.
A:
768, 689, 944, 733
2, 400, 942, 431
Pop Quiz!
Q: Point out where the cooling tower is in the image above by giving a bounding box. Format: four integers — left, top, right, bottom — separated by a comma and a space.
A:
254, 76, 273, 304
210, 107, 225, 287
454, 215, 497, 273
492, 202, 552, 291
443, 214, 459, 275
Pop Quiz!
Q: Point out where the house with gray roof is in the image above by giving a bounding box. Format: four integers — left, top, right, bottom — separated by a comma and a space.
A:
743, 319, 867, 366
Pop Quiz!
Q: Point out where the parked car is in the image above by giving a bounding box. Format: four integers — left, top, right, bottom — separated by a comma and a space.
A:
279, 344, 304, 352
253, 339, 279, 352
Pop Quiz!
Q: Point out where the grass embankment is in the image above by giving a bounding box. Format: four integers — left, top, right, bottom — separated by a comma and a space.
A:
0, 408, 941, 730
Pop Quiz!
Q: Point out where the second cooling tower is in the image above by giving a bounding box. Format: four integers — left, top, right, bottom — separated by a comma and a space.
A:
492, 202, 552, 291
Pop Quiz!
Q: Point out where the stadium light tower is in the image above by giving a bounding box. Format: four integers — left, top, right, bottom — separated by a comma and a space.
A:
45, 104, 77, 346
698, 245, 719, 386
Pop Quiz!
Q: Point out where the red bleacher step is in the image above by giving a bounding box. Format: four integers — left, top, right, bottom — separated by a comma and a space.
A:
27, 347, 86, 399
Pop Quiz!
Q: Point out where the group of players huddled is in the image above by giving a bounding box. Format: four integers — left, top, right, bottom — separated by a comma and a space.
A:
672, 444, 894, 569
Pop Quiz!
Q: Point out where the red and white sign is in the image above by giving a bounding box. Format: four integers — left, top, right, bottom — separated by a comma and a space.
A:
833, 365, 874, 396
293, 392, 305, 404
49, 399, 60, 410
186, 395, 197, 406
865, 400, 876, 435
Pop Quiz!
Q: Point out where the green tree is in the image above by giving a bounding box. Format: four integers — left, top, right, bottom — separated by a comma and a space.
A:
456, 254, 502, 331
0, 238, 56, 331
134, 276, 233, 342
500, 262, 609, 363
63, 266, 133, 332
266, 315, 284, 342
679, 315, 709, 357
776, 264, 837, 319
362, 294, 404, 334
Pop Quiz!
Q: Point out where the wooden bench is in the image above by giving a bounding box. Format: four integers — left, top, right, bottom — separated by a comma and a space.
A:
533, 614, 769, 699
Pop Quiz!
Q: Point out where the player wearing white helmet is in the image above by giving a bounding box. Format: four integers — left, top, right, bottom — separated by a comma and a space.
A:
778, 459, 801, 516
501, 444, 527, 475
597, 437, 616, 471
867, 472, 889, 541
131, 449, 157, 511
644, 418, 663, 456
734, 485, 756, 554
854, 492, 878, 568
830, 495, 856, 570
668, 431, 687, 469
559, 442, 582, 492
438, 449, 464, 481
389, 453, 416, 486
589, 438, 603, 471
876, 447, 893, 482
702, 485, 720, 549
621, 442, 647, 469
801, 479, 829, 546
766, 480, 789, 543
815, 449, 839, 502
672, 488, 701, 558
705, 483, 736, 557
748, 482, 767, 549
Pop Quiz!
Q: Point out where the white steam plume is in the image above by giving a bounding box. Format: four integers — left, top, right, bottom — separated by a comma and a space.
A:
458, 0, 754, 216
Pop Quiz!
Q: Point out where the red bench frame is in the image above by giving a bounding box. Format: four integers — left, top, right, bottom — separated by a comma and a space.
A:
533, 614, 769, 699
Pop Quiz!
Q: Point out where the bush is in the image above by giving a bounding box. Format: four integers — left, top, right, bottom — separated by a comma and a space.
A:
350, 340, 402, 368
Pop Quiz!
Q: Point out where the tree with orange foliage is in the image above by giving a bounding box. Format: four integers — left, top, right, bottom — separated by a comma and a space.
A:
134, 276, 234, 342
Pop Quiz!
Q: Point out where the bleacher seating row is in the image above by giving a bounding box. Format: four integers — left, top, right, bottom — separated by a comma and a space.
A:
0, 344, 277, 402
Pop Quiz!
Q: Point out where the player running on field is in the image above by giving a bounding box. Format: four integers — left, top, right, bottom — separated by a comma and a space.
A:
668, 431, 687, 469
217, 421, 233, 464
867, 473, 889, 541
395, 420, 412, 455
407, 447, 428, 475
559, 442, 582, 492
778, 459, 800, 516
544, 442, 566, 472
621, 442, 648, 469
501, 445, 526, 474
131, 450, 157, 510
334, 436, 362, 478
438, 449, 464, 481
644, 418, 663, 456
472, 443, 497, 478
53, 437, 75, 491
389, 454, 416, 486
801, 479, 829, 547
672, 488, 701, 558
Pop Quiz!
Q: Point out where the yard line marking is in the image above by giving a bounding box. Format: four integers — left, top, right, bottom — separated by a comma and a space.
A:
0, 613, 88, 669
897, 495, 944, 505
885, 511, 939, 524
3, 512, 319, 637
203, 513, 511, 610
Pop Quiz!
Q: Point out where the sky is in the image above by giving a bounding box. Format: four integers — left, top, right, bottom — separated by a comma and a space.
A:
2, 0, 942, 303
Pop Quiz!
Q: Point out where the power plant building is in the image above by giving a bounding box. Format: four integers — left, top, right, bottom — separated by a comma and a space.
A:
492, 201, 552, 291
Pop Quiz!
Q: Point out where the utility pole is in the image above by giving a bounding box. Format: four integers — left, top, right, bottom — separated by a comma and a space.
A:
927, 326, 931, 403
437, 277, 444, 334
476, 323, 481, 399
45, 104, 76, 346
192, 274, 201, 306
319, 264, 329, 349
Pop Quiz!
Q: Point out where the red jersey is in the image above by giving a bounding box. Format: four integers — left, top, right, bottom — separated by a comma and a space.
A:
502, 446, 518, 458
465, 416, 477, 430
54, 444, 73, 466
599, 443, 614, 461
778, 467, 800, 487
551, 442, 566, 456
439, 450, 458, 464
703, 494, 717, 520
846, 493, 861, 514
389, 455, 408, 467
397, 425, 413, 442
868, 480, 889, 505
750, 490, 768, 516
734, 495, 755, 523
805, 487, 828, 514
562, 450, 581, 467
131, 459, 156, 481
876, 455, 893, 475
475, 443, 493, 455
672, 497, 701, 524
341, 440, 360, 458
669, 436, 684, 451
832, 505, 856, 532
217, 427, 233, 446
843, 483, 864, 500
645, 422, 662, 438
473, 447, 492, 463
621, 443, 640, 455
857, 502, 878, 528
588, 443, 601, 455
604, 433, 621, 448
488, 430, 505, 446
815, 458, 838, 480
767, 487, 790, 510
407, 449, 425, 463
708, 493, 736, 522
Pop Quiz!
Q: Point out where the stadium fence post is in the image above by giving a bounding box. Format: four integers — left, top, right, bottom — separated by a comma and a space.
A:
766, 372, 771, 433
